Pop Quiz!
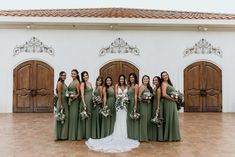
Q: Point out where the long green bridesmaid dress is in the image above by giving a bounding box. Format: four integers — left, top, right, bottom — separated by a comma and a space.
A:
77, 86, 93, 140
127, 87, 139, 140
91, 88, 101, 139
162, 84, 181, 141
139, 87, 151, 141
148, 88, 164, 141
68, 83, 79, 140
55, 83, 69, 140
100, 87, 116, 138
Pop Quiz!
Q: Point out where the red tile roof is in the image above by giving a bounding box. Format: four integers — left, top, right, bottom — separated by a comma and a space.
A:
0, 8, 235, 20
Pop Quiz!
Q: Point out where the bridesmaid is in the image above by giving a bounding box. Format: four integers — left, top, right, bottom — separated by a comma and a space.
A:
68, 69, 80, 140
149, 76, 164, 141
138, 75, 152, 141
91, 76, 103, 139
161, 71, 181, 141
100, 76, 116, 138
77, 71, 93, 140
127, 73, 139, 140
55, 71, 69, 140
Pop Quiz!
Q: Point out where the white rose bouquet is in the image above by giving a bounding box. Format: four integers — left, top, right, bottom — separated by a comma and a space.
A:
115, 93, 129, 111
151, 112, 164, 127
169, 90, 184, 110
55, 108, 66, 124
99, 105, 111, 117
92, 94, 102, 108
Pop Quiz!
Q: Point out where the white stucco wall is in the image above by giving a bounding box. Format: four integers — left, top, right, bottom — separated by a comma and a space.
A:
0, 29, 234, 112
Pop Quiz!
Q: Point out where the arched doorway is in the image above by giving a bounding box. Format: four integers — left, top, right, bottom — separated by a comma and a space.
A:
100, 61, 139, 85
184, 61, 222, 112
13, 60, 54, 113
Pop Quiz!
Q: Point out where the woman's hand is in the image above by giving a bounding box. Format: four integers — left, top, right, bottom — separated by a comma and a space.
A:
83, 104, 87, 110
156, 108, 160, 113
134, 105, 137, 112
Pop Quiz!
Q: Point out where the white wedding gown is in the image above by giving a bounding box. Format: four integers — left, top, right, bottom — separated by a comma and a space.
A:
85, 86, 140, 153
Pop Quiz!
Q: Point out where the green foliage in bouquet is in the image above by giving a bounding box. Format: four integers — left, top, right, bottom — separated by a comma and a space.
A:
169, 90, 184, 110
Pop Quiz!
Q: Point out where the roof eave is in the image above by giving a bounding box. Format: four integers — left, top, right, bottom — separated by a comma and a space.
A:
0, 16, 235, 31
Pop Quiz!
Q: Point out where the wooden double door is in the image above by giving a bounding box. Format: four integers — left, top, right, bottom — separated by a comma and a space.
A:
13, 60, 54, 113
100, 61, 139, 85
184, 61, 222, 112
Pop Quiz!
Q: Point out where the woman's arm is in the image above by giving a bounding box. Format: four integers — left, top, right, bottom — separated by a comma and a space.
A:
138, 85, 145, 99
80, 82, 86, 109
161, 82, 175, 101
57, 82, 63, 109
134, 84, 139, 112
114, 84, 118, 98
98, 86, 103, 99
156, 87, 161, 113
75, 81, 80, 97
102, 87, 107, 107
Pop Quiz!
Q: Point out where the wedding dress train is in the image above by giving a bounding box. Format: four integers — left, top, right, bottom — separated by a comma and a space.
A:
85, 87, 140, 153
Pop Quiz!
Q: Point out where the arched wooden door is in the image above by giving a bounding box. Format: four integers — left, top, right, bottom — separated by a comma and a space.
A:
100, 61, 139, 85
13, 60, 54, 113
184, 61, 222, 112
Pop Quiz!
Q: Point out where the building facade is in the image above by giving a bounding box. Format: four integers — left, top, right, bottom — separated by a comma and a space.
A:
0, 8, 234, 112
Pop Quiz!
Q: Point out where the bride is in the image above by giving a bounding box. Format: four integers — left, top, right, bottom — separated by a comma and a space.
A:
86, 75, 140, 153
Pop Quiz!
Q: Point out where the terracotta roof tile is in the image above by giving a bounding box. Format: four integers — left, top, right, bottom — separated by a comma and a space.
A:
0, 8, 235, 20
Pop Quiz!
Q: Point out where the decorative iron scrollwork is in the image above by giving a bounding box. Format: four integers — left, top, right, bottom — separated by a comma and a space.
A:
99, 38, 140, 56
13, 36, 55, 56
184, 39, 222, 57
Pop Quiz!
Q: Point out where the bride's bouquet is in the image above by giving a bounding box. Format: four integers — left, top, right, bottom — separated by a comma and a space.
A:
169, 90, 184, 110
115, 93, 129, 111
92, 94, 102, 108
129, 110, 141, 120
55, 108, 66, 124
151, 112, 164, 127
99, 105, 111, 117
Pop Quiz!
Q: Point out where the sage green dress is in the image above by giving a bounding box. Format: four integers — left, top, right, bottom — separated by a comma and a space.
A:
139, 87, 151, 141
162, 84, 181, 141
77, 86, 93, 140
100, 87, 116, 138
55, 83, 69, 140
127, 87, 139, 140
148, 88, 164, 141
68, 83, 79, 140
91, 88, 101, 139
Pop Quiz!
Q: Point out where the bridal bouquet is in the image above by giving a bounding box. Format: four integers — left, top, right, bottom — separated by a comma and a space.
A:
92, 95, 102, 107
80, 108, 91, 120
151, 112, 164, 127
169, 90, 184, 110
66, 90, 76, 106
55, 109, 65, 124
99, 105, 111, 117
129, 111, 141, 120
115, 94, 129, 111
140, 91, 152, 104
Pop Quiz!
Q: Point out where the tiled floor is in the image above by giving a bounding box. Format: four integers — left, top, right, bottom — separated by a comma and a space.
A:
0, 113, 235, 157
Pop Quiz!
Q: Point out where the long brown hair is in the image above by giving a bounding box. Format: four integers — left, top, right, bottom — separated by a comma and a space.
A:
81, 71, 89, 89
118, 74, 127, 86
153, 76, 161, 90
56, 71, 66, 94
160, 71, 173, 86
71, 69, 80, 82
104, 76, 112, 98
128, 73, 138, 86
95, 76, 103, 87
142, 75, 153, 93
